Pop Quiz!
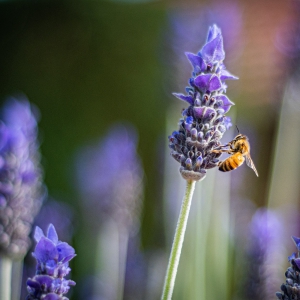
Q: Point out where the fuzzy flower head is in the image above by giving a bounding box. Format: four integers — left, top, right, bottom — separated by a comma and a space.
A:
0, 97, 44, 258
169, 25, 237, 181
26, 224, 76, 300
276, 236, 300, 300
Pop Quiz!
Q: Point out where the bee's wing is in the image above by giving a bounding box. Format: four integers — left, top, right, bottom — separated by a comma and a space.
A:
245, 154, 259, 177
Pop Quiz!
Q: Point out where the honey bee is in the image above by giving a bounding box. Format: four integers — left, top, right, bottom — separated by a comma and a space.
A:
213, 133, 259, 176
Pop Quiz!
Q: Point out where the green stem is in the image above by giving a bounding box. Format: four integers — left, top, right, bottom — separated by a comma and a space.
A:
161, 180, 196, 300
117, 229, 128, 300
11, 260, 23, 300
0, 255, 12, 300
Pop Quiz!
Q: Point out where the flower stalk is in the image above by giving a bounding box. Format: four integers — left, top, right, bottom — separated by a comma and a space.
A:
0, 256, 12, 300
164, 24, 236, 299
161, 179, 196, 300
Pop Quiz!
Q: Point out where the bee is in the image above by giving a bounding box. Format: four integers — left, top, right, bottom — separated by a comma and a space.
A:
212, 132, 259, 176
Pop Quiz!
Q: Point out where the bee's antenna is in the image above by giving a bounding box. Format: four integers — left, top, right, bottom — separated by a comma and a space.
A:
236, 125, 240, 134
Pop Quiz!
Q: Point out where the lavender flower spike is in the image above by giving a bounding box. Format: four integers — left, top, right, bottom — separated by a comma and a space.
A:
26, 224, 76, 300
169, 24, 237, 181
276, 236, 300, 299
0, 97, 44, 259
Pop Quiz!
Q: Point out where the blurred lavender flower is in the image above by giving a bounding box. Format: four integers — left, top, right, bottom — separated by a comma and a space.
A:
168, 25, 237, 181
244, 208, 283, 300
75, 124, 143, 300
0, 97, 44, 259
76, 123, 143, 234
26, 224, 76, 300
276, 236, 300, 299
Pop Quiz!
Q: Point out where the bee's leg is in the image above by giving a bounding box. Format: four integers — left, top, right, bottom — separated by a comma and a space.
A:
213, 142, 231, 150
221, 142, 231, 147
211, 149, 232, 154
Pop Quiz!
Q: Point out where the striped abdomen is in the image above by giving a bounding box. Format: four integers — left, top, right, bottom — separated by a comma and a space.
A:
218, 152, 245, 172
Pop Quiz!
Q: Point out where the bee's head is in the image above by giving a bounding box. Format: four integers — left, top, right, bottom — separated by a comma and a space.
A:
231, 134, 248, 146
235, 133, 247, 140
233, 126, 247, 141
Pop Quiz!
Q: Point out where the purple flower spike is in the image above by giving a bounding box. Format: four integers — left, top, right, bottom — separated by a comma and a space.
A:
169, 25, 237, 181
0, 96, 44, 259
26, 224, 76, 300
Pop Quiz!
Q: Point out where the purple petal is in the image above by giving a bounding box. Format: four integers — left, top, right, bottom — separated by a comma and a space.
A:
45, 260, 57, 276
206, 24, 222, 43
220, 70, 239, 81
293, 258, 300, 270
203, 107, 216, 119
173, 93, 194, 105
288, 252, 297, 262
201, 34, 225, 63
208, 76, 222, 92
34, 237, 58, 263
68, 280, 76, 286
193, 107, 205, 118
56, 242, 75, 262
32, 275, 53, 288
47, 224, 58, 245
61, 253, 77, 264
27, 278, 41, 290
194, 74, 222, 92
34, 226, 45, 243
194, 74, 210, 91
292, 236, 300, 250
43, 294, 61, 300
215, 95, 234, 113
184, 116, 193, 131
185, 52, 206, 73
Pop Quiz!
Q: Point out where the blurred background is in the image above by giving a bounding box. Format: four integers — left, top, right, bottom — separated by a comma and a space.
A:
0, 0, 299, 299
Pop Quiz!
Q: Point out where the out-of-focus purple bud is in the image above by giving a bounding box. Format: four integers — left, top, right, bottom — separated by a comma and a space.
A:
75, 124, 143, 234
0, 96, 44, 259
